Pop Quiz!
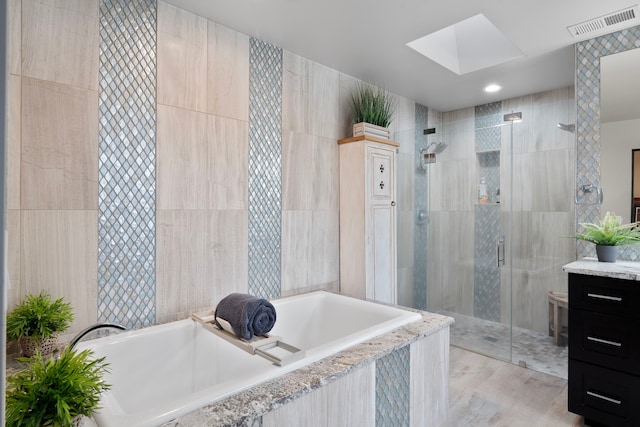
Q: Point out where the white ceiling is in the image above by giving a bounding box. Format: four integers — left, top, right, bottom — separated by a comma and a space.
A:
164, 0, 638, 112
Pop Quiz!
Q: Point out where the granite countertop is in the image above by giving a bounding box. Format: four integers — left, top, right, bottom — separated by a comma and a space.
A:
161, 310, 453, 427
563, 257, 640, 281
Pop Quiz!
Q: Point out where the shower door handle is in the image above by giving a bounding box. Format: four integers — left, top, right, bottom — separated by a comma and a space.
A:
496, 235, 506, 267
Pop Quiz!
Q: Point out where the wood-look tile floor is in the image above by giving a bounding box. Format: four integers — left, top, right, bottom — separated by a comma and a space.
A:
440, 346, 584, 427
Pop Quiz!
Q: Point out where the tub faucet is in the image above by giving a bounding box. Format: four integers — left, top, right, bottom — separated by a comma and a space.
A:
69, 323, 127, 350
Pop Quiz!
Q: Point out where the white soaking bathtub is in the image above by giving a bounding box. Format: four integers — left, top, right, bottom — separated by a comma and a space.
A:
77, 291, 422, 427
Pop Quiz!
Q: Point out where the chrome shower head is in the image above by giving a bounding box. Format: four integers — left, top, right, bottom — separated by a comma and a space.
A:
557, 123, 575, 133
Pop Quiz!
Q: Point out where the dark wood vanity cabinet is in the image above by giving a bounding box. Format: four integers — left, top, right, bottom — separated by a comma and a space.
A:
568, 272, 640, 427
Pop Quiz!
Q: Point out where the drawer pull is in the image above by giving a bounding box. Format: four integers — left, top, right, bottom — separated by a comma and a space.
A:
587, 336, 622, 347
587, 293, 622, 302
587, 390, 622, 405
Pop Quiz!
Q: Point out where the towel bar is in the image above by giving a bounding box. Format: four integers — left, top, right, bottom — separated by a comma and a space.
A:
191, 311, 305, 367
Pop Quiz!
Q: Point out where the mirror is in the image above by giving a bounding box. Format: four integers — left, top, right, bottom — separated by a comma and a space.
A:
600, 47, 640, 223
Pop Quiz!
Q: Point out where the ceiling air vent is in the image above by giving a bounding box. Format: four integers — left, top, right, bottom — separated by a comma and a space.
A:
568, 5, 640, 38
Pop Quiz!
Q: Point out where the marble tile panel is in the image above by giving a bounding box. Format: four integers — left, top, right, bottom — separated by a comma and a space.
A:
337, 73, 360, 138
281, 210, 339, 294
7, 75, 20, 210
508, 149, 573, 213
207, 22, 249, 121
22, 0, 99, 90
157, 1, 207, 111
326, 364, 376, 427
8, 0, 21, 75
283, 52, 340, 139
397, 266, 414, 308
397, 210, 414, 269
427, 211, 475, 316
281, 131, 338, 211
21, 78, 99, 210
156, 210, 248, 320
429, 158, 476, 212
391, 95, 416, 154
6, 210, 22, 310
396, 152, 414, 210
410, 329, 450, 426
21, 210, 98, 335
157, 105, 248, 210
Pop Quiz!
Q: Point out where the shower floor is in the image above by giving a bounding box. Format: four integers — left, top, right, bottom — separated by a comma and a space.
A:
443, 311, 568, 379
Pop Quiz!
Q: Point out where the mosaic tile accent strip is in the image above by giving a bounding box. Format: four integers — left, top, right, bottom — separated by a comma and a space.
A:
475, 102, 502, 152
98, 0, 156, 328
248, 38, 283, 299
478, 151, 500, 203
473, 204, 501, 322
575, 25, 640, 260
413, 103, 429, 311
376, 346, 410, 427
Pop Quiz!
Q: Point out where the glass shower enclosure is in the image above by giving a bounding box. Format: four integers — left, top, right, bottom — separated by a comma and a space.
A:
397, 90, 576, 378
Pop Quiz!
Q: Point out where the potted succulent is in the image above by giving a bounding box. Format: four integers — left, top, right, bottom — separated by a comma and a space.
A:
350, 82, 395, 139
6, 348, 110, 427
572, 211, 640, 262
7, 291, 74, 357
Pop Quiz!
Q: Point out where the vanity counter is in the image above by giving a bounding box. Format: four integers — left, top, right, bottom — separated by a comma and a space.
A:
562, 257, 640, 281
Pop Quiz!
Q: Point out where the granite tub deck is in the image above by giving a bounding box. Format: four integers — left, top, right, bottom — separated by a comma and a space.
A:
161, 310, 453, 427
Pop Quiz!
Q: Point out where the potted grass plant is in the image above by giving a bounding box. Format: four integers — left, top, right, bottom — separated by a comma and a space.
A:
350, 82, 395, 139
571, 211, 640, 262
6, 348, 110, 427
7, 291, 74, 357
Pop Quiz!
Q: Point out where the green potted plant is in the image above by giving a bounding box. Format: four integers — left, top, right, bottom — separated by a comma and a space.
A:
350, 82, 395, 139
571, 211, 640, 262
6, 348, 110, 427
7, 291, 74, 357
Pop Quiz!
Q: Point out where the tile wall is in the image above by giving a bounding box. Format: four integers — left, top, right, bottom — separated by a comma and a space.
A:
5, 0, 416, 332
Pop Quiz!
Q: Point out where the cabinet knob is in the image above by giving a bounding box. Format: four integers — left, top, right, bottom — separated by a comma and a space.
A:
379, 164, 384, 173
379, 181, 385, 189
391, 201, 396, 206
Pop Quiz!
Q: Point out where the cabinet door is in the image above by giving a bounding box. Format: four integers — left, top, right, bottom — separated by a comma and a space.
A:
368, 146, 394, 202
365, 144, 397, 304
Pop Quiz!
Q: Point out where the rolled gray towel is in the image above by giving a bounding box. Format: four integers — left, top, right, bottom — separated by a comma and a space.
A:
214, 293, 276, 340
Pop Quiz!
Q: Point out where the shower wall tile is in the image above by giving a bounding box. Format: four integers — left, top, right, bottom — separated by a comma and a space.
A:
397, 267, 414, 308
8, 0, 20, 75
22, 210, 98, 335
396, 153, 414, 215
7, 75, 20, 210
473, 204, 501, 322
22, 0, 99, 90
442, 107, 475, 161
281, 131, 339, 211
157, 105, 248, 210
412, 103, 429, 311
21, 78, 99, 210
393, 95, 417, 154
282, 52, 340, 139
429, 158, 477, 212
475, 102, 502, 152
507, 211, 574, 331
156, 210, 248, 319
427, 211, 475, 316
281, 210, 339, 294
207, 22, 250, 121
157, 1, 207, 111
508, 150, 573, 213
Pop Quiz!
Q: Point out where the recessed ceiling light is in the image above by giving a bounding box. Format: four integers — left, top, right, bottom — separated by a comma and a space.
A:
484, 84, 502, 93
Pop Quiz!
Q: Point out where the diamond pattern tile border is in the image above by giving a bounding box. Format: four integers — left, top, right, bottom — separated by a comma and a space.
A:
98, 0, 156, 327
376, 346, 410, 427
248, 38, 283, 299
413, 103, 428, 310
575, 25, 640, 260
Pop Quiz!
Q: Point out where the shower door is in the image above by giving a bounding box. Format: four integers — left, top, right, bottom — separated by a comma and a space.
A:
410, 91, 576, 376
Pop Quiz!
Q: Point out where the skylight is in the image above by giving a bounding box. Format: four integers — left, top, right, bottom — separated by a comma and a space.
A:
406, 14, 525, 75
